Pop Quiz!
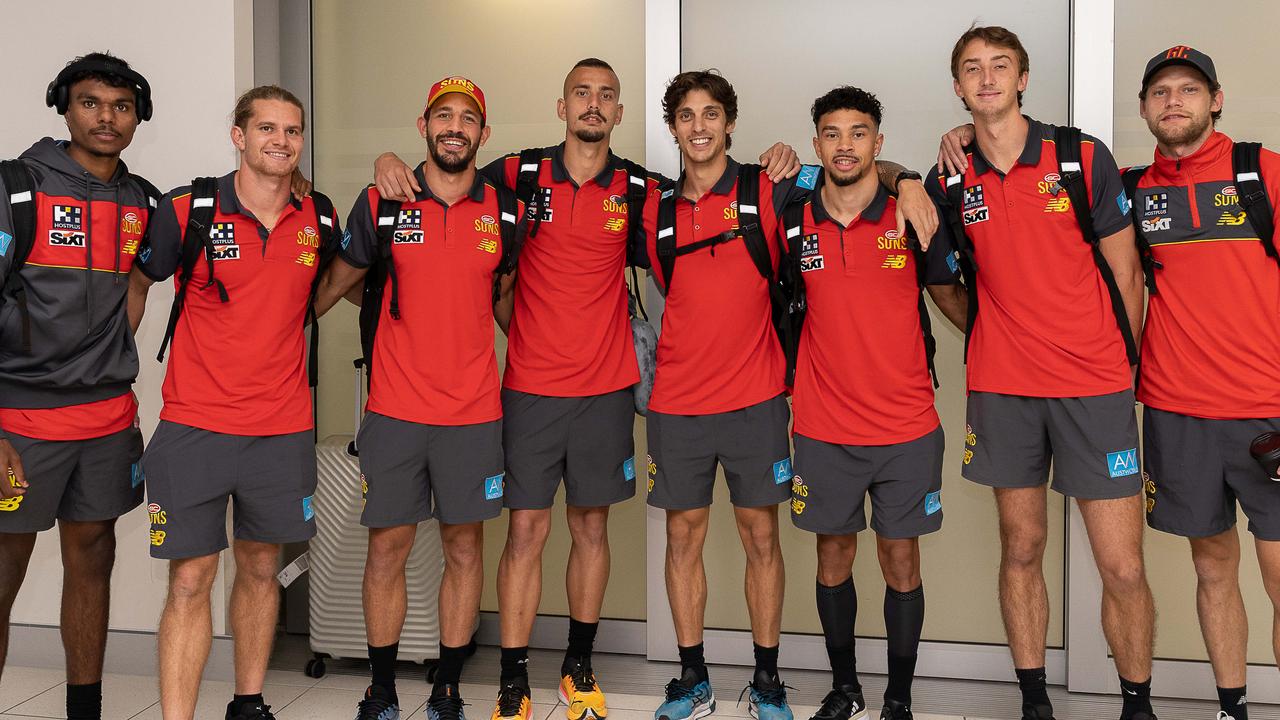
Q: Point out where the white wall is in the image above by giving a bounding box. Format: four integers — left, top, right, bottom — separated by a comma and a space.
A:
2, 0, 256, 636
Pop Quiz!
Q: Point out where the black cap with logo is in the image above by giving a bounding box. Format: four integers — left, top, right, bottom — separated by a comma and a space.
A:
1141, 45, 1218, 91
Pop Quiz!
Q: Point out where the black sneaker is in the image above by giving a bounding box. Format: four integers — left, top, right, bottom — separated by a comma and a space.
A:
1125, 713, 1158, 720
426, 683, 467, 720
1022, 703, 1055, 720
226, 700, 276, 720
809, 685, 868, 720
355, 684, 401, 720
879, 699, 912, 720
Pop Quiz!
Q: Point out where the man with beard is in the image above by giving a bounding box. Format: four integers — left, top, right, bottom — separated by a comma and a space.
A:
370, 59, 802, 720
927, 25, 1155, 720
785, 86, 966, 720
0, 52, 156, 720
129, 85, 341, 720
313, 76, 519, 720
1125, 46, 1280, 720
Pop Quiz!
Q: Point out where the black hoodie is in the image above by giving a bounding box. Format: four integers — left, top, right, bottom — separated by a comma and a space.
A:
0, 138, 156, 412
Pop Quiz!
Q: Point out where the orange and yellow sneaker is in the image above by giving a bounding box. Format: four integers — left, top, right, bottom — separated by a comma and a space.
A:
491, 681, 532, 720
560, 658, 608, 720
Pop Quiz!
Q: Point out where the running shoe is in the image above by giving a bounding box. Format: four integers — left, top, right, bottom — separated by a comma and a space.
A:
808, 686, 867, 720
355, 684, 400, 720
491, 681, 532, 720
560, 657, 608, 720
742, 671, 792, 720
654, 668, 716, 720
425, 683, 466, 720
878, 699, 911, 720
226, 700, 276, 720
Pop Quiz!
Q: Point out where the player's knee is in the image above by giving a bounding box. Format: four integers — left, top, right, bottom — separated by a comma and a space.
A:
740, 521, 780, 564
507, 510, 552, 551
1000, 533, 1047, 571
1189, 538, 1239, 588
1097, 556, 1148, 594
166, 560, 217, 604
441, 525, 484, 569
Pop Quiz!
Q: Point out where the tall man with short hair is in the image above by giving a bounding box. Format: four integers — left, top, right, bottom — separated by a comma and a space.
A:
927, 25, 1156, 720
130, 85, 341, 720
317, 76, 519, 720
0, 52, 156, 720
1128, 46, 1280, 720
788, 85, 967, 720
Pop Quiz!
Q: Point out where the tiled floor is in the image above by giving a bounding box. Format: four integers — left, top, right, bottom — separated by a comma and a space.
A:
0, 642, 1241, 719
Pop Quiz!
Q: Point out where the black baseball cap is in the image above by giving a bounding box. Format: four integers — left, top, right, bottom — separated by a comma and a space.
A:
1141, 45, 1217, 91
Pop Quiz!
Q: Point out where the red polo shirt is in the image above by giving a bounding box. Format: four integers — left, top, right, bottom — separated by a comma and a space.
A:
791, 179, 959, 445
138, 172, 340, 436
342, 165, 520, 425
1134, 132, 1280, 418
642, 158, 801, 415
925, 117, 1133, 398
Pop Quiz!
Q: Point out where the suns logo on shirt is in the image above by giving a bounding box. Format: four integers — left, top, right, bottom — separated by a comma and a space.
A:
120, 211, 143, 235
474, 214, 500, 236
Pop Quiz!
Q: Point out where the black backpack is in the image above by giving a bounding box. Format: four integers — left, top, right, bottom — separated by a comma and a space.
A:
776, 198, 939, 389
155, 177, 337, 386
653, 163, 792, 353
1123, 141, 1277, 295
1, 159, 160, 353
358, 183, 522, 378
515, 147, 652, 319
941, 125, 1139, 366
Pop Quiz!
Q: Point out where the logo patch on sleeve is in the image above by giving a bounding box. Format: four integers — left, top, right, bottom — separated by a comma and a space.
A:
1107, 448, 1140, 478
1116, 190, 1131, 215
623, 456, 636, 482
797, 165, 819, 190
772, 457, 794, 485
485, 473, 505, 500
0, 230, 11, 257
341, 229, 352, 250
302, 495, 315, 521
924, 490, 942, 515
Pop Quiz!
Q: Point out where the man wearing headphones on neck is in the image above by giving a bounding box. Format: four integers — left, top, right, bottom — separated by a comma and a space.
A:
0, 52, 159, 720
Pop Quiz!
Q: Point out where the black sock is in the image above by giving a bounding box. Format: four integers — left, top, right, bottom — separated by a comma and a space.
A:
500, 646, 530, 686
1015, 667, 1052, 716
565, 618, 599, 667
678, 643, 708, 682
368, 642, 399, 696
816, 578, 860, 692
1119, 676, 1152, 719
884, 585, 924, 707
1217, 685, 1247, 720
752, 643, 779, 680
434, 643, 469, 689
66, 681, 101, 720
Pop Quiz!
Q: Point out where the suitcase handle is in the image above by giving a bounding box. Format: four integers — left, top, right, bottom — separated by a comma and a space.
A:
349, 359, 365, 457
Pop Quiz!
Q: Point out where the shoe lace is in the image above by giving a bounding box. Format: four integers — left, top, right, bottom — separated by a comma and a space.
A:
664, 678, 697, 702
568, 663, 598, 693
358, 693, 395, 718
497, 682, 528, 716
815, 690, 850, 717
428, 692, 466, 720
738, 681, 791, 709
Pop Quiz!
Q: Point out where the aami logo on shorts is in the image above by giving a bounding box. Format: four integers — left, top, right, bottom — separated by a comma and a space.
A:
1107, 448, 1140, 478
48, 230, 86, 247
484, 473, 505, 500
962, 206, 989, 226
208, 222, 236, 245
1141, 217, 1171, 233
302, 495, 315, 522
623, 457, 636, 482
131, 463, 144, 488
773, 457, 794, 485
52, 204, 82, 230
962, 185, 984, 210
924, 490, 942, 516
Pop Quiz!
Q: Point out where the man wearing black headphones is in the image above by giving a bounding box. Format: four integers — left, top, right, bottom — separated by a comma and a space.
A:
0, 52, 158, 720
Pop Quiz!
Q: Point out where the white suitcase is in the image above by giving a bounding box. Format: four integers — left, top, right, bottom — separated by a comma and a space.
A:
305, 359, 446, 679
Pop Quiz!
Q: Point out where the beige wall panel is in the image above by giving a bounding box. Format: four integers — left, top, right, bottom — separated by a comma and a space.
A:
1114, 0, 1279, 666
312, 0, 647, 619
682, 0, 1070, 646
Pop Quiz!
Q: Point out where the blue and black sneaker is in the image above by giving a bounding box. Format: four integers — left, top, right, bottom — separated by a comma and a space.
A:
655, 667, 716, 720
742, 670, 792, 720
356, 684, 401, 720
426, 683, 467, 720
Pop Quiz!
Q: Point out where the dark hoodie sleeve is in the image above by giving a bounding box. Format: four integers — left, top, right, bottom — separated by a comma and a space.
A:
135, 190, 186, 282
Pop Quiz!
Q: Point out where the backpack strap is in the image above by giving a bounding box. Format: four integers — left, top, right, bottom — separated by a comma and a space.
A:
1053, 125, 1139, 366
128, 173, 162, 213
493, 182, 523, 303
619, 158, 650, 320
735, 163, 775, 284
0, 160, 37, 352
777, 199, 809, 386
304, 191, 337, 388
941, 167, 979, 362
515, 148, 546, 239
909, 234, 940, 390
1121, 165, 1161, 295
157, 177, 225, 362
1232, 141, 1278, 262
359, 194, 403, 375
654, 179, 678, 290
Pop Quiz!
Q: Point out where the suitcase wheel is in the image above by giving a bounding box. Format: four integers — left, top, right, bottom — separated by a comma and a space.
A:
305, 656, 327, 679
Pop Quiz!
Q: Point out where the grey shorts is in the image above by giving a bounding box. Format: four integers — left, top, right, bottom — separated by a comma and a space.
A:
1144, 407, 1280, 541
962, 390, 1141, 499
646, 394, 793, 510
501, 388, 636, 509
791, 426, 945, 538
0, 426, 144, 533
358, 412, 504, 527
142, 421, 317, 559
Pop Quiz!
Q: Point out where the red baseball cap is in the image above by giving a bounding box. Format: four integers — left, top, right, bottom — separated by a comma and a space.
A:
424, 76, 486, 121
